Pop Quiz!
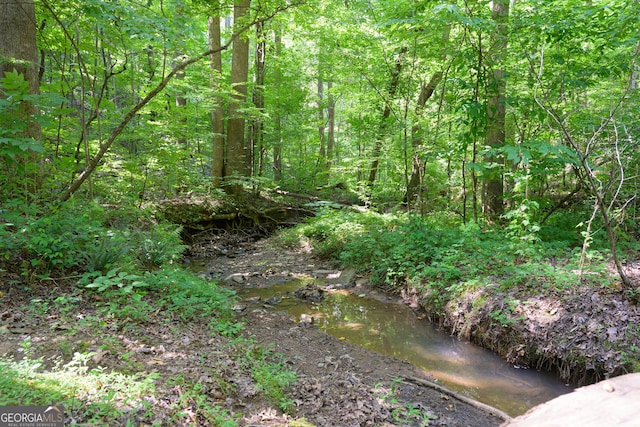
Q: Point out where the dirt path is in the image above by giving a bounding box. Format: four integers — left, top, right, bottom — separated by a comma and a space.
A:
189, 231, 507, 426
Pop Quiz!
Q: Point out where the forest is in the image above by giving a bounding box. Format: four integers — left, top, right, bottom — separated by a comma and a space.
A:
1, 0, 639, 425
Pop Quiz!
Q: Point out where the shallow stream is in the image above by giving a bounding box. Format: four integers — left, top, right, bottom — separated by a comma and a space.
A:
237, 279, 571, 417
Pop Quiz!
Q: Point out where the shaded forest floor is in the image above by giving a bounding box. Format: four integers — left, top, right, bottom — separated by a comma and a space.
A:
0, 231, 505, 427
2, 191, 639, 426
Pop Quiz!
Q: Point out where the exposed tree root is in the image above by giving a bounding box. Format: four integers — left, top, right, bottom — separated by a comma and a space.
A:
158, 193, 315, 233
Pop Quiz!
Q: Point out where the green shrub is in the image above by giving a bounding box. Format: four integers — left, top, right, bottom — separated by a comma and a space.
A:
17, 201, 105, 273
0, 197, 191, 277
145, 267, 237, 327
79, 267, 237, 326
503, 200, 542, 260
134, 224, 186, 268
296, 209, 398, 262
293, 209, 585, 301
84, 231, 132, 272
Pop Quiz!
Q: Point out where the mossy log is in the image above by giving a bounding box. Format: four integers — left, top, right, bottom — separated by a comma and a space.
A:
157, 195, 313, 231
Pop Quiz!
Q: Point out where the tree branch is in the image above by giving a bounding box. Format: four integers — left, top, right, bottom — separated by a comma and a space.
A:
60, 2, 303, 201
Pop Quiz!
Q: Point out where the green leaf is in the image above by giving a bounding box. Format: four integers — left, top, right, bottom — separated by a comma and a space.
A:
0, 70, 29, 93
502, 145, 521, 164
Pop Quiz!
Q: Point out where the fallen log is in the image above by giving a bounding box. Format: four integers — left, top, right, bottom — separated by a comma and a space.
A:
403, 375, 512, 422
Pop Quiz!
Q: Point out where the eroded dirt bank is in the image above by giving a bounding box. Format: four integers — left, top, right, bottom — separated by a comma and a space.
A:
424, 269, 640, 386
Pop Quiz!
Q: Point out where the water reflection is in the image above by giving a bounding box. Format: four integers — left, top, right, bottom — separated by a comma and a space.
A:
238, 281, 571, 416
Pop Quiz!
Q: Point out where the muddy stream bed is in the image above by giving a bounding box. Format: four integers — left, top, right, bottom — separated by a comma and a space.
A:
190, 233, 572, 420
234, 278, 571, 417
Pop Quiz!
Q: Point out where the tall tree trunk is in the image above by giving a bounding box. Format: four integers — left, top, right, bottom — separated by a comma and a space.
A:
0, 0, 40, 141
317, 75, 326, 162
225, 0, 251, 194
0, 0, 41, 195
405, 71, 443, 205
327, 81, 335, 176
250, 21, 266, 178
368, 48, 405, 186
209, 11, 225, 187
483, 0, 509, 220
173, 60, 187, 146
273, 29, 283, 181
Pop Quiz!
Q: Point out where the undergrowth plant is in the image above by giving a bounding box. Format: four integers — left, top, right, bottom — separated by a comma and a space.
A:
0, 339, 158, 424
167, 375, 239, 427
135, 224, 186, 268
84, 231, 132, 272
0, 198, 191, 280
242, 343, 297, 412
502, 200, 542, 261
16, 201, 105, 276
289, 208, 610, 309
144, 267, 238, 327
375, 378, 437, 426
79, 266, 240, 332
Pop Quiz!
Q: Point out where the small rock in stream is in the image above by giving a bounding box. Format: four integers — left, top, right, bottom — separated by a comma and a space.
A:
225, 273, 245, 284
264, 296, 282, 305
295, 283, 325, 302
232, 303, 247, 312
299, 314, 314, 325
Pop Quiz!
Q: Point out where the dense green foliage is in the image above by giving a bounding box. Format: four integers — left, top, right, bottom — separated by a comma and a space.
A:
0, 0, 639, 420
1, 0, 637, 248
283, 207, 619, 304
1, 0, 637, 209
0, 200, 183, 276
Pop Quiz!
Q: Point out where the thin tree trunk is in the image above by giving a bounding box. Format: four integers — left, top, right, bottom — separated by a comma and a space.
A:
368, 49, 405, 186
272, 29, 283, 181
405, 71, 442, 205
250, 21, 266, 178
471, 33, 483, 222
406, 23, 451, 207
209, 11, 225, 187
483, 0, 509, 220
327, 81, 335, 176
317, 76, 326, 161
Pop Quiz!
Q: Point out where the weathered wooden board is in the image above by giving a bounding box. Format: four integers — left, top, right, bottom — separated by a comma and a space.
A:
502, 373, 640, 427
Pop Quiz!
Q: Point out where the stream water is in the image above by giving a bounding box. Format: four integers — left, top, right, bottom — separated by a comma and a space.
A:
237, 279, 572, 417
